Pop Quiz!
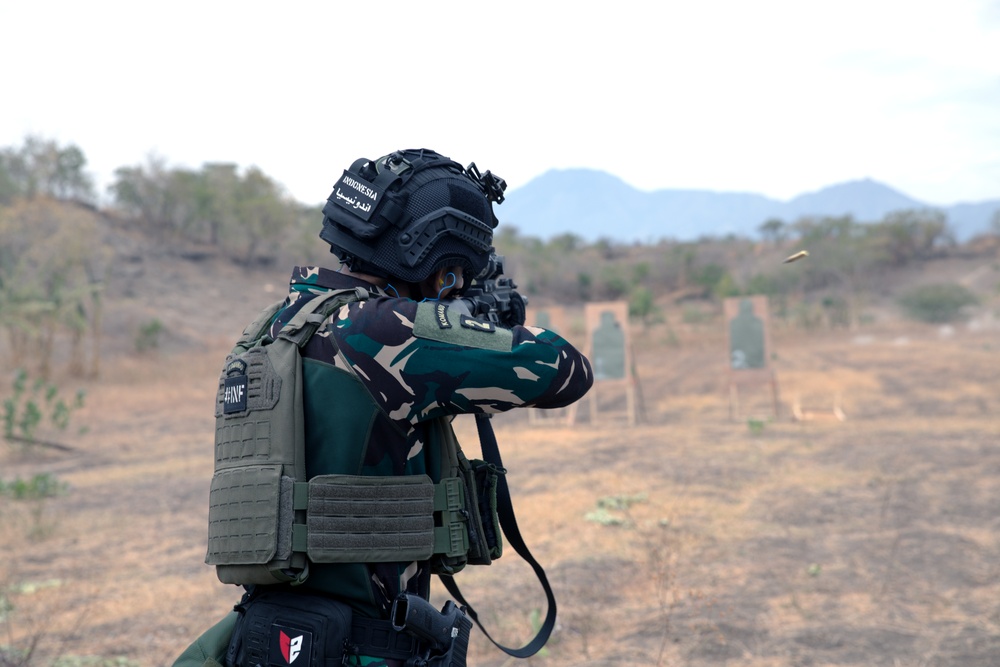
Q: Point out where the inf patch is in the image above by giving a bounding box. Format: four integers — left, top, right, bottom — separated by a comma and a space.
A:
223, 374, 248, 414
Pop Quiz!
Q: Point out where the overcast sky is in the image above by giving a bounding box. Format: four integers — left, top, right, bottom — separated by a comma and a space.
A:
2, 1, 998, 207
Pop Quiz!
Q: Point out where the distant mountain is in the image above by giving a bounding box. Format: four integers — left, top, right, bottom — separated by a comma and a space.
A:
783, 179, 923, 222
497, 169, 1000, 242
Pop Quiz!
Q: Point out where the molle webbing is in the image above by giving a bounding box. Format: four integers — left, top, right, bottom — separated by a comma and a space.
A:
208, 288, 371, 584
214, 347, 282, 463
208, 285, 477, 587
297, 475, 469, 563
207, 468, 296, 564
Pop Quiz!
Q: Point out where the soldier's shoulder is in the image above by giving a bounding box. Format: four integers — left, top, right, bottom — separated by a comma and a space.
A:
412, 301, 512, 351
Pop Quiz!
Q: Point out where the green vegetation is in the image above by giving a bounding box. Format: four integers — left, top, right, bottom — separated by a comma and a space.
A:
109, 157, 307, 265
0, 139, 103, 377
2, 134, 998, 369
0, 198, 108, 378
628, 285, 659, 323
494, 210, 978, 334
3, 370, 85, 449
584, 493, 649, 527
0, 474, 68, 501
134, 318, 164, 353
0, 136, 320, 380
898, 283, 979, 323
0, 473, 69, 540
747, 417, 767, 435
0, 136, 94, 204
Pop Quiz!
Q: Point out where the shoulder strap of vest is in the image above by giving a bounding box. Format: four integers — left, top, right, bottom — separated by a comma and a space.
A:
230, 286, 371, 354
276, 286, 370, 347
231, 300, 285, 354
438, 413, 557, 659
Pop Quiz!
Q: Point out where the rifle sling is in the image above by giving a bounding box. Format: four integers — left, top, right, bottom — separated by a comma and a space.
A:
438, 413, 557, 659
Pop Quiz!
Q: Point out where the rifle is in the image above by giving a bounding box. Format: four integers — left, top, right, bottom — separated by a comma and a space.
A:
457, 253, 528, 327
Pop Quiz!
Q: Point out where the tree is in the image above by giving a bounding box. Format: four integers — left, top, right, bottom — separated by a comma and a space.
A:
868, 209, 952, 267
758, 218, 787, 244
548, 232, 583, 253
598, 264, 629, 299
0, 153, 19, 205
0, 199, 110, 377
629, 285, 657, 324
0, 136, 94, 202
577, 271, 592, 301
109, 158, 301, 262
110, 157, 175, 234
231, 166, 296, 263
198, 162, 239, 246
790, 215, 875, 329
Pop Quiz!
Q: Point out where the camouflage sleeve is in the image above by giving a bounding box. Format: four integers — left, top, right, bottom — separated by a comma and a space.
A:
328, 297, 593, 426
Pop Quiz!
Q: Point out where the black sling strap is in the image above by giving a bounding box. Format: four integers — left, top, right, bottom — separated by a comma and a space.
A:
438, 413, 557, 659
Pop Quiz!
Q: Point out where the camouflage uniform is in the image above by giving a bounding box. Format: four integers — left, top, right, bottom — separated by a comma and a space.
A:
264, 265, 592, 664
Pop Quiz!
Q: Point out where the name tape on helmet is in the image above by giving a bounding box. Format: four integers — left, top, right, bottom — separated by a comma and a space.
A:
331, 170, 385, 221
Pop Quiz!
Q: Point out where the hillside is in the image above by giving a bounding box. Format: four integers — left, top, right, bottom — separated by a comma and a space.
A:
1, 207, 1000, 667
499, 170, 1000, 242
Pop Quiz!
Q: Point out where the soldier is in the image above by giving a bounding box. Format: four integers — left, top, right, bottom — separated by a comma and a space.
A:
175, 148, 593, 667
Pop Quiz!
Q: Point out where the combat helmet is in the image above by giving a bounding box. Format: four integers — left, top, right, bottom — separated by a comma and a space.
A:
319, 148, 507, 283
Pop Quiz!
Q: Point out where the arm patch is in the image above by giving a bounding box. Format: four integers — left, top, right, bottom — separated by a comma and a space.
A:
413, 302, 512, 352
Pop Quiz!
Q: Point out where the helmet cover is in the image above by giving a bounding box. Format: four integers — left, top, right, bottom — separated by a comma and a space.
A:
319, 148, 506, 283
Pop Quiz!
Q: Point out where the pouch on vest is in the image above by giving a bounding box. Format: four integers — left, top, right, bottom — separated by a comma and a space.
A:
464, 455, 504, 564
206, 288, 369, 585
424, 417, 491, 575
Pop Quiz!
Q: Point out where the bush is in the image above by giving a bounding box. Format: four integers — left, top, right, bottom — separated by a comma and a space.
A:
629, 286, 658, 322
0, 473, 67, 500
134, 319, 163, 353
3, 370, 86, 447
898, 283, 978, 323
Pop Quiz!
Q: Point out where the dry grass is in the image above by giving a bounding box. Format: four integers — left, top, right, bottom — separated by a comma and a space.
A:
2, 257, 1000, 666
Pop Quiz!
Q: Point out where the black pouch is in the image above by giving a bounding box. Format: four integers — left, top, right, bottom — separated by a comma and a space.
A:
460, 453, 504, 566
226, 589, 352, 667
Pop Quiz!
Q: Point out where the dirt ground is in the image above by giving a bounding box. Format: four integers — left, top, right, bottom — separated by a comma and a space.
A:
2, 251, 999, 667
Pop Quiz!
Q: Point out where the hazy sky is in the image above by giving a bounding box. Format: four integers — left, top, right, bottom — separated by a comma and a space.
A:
2, 0, 998, 206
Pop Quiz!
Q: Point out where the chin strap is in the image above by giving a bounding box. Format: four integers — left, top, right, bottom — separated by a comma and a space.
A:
438, 413, 557, 659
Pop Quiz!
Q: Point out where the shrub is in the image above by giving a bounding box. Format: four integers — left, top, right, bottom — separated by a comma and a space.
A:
3, 370, 86, 447
898, 283, 978, 323
629, 286, 657, 322
134, 318, 163, 352
0, 473, 68, 500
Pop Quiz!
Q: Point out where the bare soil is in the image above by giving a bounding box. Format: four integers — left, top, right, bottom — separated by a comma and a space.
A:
2, 245, 1000, 667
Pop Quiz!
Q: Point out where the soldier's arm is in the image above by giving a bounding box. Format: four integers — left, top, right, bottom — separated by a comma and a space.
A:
329, 297, 593, 424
